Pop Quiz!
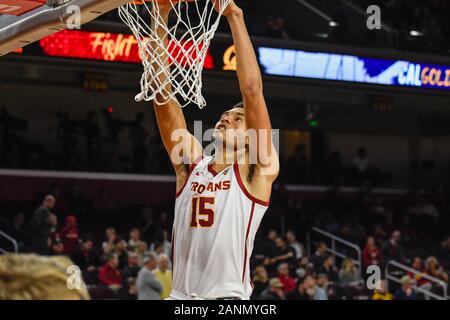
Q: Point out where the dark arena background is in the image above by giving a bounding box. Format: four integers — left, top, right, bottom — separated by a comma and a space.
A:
0, 0, 450, 303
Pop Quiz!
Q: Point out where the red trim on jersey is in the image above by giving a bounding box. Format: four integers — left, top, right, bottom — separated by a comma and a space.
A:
171, 229, 175, 273
233, 163, 270, 207
207, 163, 218, 176
175, 155, 203, 198
242, 201, 256, 283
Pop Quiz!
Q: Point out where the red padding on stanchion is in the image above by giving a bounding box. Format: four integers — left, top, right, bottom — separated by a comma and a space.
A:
0, 0, 46, 16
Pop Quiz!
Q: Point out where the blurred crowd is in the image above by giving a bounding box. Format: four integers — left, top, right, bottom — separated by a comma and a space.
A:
1, 175, 449, 300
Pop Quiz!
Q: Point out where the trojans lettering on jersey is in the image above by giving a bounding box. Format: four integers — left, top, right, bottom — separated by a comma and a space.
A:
170, 156, 269, 300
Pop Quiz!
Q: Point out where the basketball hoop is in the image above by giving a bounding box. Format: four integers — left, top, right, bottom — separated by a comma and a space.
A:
118, 0, 231, 108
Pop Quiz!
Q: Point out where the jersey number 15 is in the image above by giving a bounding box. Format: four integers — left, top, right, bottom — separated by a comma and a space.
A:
191, 196, 215, 227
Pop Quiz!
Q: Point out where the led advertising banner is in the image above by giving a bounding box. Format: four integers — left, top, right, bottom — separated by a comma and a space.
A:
7, 29, 450, 91
258, 47, 450, 91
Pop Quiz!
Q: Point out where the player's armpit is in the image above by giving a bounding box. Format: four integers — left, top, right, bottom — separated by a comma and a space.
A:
153, 99, 204, 172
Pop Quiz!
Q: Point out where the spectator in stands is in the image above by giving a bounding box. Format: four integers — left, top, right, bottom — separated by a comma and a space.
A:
408, 256, 429, 287
117, 277, 138, 300
128, 227, 144, 252
311, 241, 328, 272
102, 227, 117, 255
122, 252, 141, 280
49, 238, 64, 256
317, 254, 339, 282
381, 230, 405, 263
302, 275, 328, 300
286, 280, 307, 300
372, 279, 393, 300
372, 224, 388, 247
259, 278, 286, 300
277, 263, 296, 295
338, 258, 361, 285
8, 212, 28, 249
424, 256, 449, 283
136, 253, 162, 300
352, 147, 369, 184
136, 241, 150, 267
286, 230, 305, 259
251, 265, 269, 300
31, 195, 57, 255
71, 235, 98, 285
273, 237, 296, 266
98, 253, 122, 292
394, 275, 417, 300
58, 215, 79, 255
362, 236, 381, 269
264, 229, 278, 258
317, 273, 329, 290
153, 254, 172, 300
113, 238, 129, 270
150, 230, 171, 257
295, 256, 313, 280
151, 242, 165, 257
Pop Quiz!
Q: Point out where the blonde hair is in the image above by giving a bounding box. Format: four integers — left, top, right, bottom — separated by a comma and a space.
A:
342, 258, 357, 272
0, 254, 90, 300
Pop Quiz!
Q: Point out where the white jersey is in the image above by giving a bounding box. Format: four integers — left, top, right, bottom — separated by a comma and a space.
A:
170, 156, 269, 300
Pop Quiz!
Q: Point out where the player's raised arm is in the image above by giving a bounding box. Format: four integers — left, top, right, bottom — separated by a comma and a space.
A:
214, 0, 279, 180
150, 4, 203, 180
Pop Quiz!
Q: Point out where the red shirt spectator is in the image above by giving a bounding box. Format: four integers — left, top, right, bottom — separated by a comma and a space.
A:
98, 254, 122, 286
407, 257, 429, 287
277, 263, 296, 294
58, 215, 79, 254
362, 236, 381, 268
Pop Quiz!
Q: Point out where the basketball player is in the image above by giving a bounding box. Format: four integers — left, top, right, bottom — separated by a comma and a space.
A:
152, 0, 279, 300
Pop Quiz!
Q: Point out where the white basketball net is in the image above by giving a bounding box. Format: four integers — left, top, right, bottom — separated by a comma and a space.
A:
118, 0, 231, 108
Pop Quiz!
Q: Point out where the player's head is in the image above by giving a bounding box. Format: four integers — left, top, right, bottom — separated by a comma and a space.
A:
51, 239, 64, 254
143, 253, 158, 270
129, 227, 140, 241
213, 102, 247, 151
277, 263, 289, 276
81, 236, 94, 251
66, 215, 77, 227
43, 195, 56, 209
158, 254, 169, 272
106, 253, 119, 268
0, 254, 90, 300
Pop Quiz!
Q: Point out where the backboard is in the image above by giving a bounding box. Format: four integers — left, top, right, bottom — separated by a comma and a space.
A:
0, 0, 130, 56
